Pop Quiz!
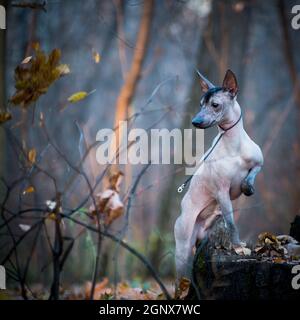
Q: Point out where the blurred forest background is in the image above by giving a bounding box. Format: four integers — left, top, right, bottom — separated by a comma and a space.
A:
0, 0, 300, 299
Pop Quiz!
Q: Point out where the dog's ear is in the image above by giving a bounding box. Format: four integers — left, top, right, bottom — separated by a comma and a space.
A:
196, 70, 215, 93
222, 69, 238, 96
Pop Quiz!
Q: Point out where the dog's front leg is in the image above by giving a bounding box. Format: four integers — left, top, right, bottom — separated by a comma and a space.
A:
241, 165, 262, 196
217, 192, 240, 245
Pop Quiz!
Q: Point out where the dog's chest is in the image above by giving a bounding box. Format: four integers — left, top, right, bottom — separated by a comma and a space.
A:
210, 137, 258, 181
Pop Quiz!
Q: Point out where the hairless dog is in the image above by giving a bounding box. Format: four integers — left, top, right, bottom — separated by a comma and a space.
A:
174, 70, 263, 281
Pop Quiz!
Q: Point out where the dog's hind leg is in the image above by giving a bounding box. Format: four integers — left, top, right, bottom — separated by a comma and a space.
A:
174, 194, 212, 281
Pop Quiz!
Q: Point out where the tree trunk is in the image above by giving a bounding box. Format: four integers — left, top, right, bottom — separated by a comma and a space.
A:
188, 216, 300, 300
111, 0, 154, 166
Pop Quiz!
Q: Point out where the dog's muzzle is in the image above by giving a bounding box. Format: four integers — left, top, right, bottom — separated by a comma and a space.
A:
192, 117, 215, 129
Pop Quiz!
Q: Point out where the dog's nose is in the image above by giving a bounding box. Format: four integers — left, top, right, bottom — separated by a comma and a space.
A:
192, 117, 204, 128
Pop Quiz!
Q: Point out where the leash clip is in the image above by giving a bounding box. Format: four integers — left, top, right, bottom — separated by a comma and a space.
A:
177, 183, 186, 193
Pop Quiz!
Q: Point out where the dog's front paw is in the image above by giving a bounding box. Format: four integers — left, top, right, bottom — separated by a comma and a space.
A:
241, 180, 255, 196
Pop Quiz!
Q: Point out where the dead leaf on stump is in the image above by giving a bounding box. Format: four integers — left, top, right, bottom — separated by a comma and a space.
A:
258, 232, 280, 246
254, 232, 288, 258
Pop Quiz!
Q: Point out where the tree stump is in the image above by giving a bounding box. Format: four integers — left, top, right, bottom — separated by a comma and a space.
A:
188, 216, 300, 300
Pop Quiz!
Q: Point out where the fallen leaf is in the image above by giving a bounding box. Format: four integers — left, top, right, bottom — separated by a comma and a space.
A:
265, 238, 273, 244
100, 292, 114, 300
258, 232, 279, 245
118, 282, 130, 294
175, 277, 190, 299
179, 277, 190, 291
85, 278, 109, 300
28, 148, 37, 164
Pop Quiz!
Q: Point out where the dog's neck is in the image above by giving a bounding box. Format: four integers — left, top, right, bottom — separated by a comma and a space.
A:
218, 100, 243, 137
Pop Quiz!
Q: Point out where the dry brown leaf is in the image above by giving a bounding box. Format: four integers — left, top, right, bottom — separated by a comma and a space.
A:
10, 44, 69, 108
90, 188, 124, 226
258, 232, 279, 245
175, 277, 190, 299
117, 282, 130, 294
109, 170, 124, 192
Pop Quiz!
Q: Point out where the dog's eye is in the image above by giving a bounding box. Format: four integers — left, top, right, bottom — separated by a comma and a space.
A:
211, 102, 219, 108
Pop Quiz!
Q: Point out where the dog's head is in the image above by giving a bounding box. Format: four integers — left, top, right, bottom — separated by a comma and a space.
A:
192, 70, 238, 129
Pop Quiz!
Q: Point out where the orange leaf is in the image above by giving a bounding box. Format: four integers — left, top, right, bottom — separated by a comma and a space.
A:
23, 186, 35, 195
28, 148, 37, 164
85, 278, 109, 300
